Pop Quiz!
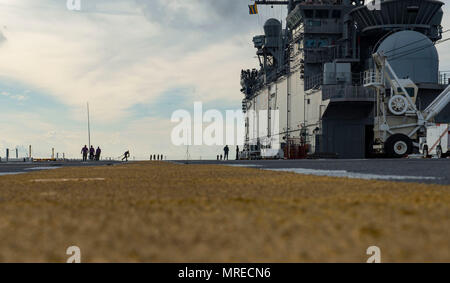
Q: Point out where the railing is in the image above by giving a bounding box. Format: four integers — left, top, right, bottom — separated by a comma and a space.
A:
304, 49, 333, 64
322, 85, 375, 101
306, 72, 368, 91
363, 70, 450, 86
304, 20, 343, 34
363, 70, 382, 87
439, 71, 450, 85
352, 72, 365, 85
304, 73, 323, 90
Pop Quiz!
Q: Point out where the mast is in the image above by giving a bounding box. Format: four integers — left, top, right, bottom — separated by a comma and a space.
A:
87, 102, 91, 149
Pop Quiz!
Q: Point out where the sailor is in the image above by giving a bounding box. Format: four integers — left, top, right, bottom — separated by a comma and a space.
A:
89, 146, 95, 160
223, 145, 229, 160
81, 145, 88, 161
95, 147, 102, 161
122, 150, 130, 162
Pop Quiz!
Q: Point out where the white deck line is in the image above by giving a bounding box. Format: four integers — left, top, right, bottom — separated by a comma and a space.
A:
225, 164, 263, 167
0, 172, 24, 176
24, 167, 61, 171
265, 168, 438, 181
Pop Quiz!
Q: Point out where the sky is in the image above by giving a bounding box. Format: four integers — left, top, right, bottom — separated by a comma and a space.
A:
0, 0, 449, 160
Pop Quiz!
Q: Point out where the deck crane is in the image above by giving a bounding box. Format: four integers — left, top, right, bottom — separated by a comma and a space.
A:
364, 52, 450, 158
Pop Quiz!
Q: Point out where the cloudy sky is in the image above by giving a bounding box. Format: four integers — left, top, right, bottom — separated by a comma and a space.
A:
0, 0, 449, 160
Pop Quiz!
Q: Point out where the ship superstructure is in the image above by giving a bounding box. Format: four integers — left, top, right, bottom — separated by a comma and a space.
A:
241, 0, 449, 159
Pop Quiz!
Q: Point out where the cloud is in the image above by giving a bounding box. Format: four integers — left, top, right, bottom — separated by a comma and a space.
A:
0, 0, 259, 124
0, 0, 265, 159
135, 0, 256, 35
0, 90, 27, 101
0, 31, 6, 44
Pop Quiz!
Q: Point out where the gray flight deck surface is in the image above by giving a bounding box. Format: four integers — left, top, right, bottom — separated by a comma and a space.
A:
176, 159, 450, 185
1, 159, 449, 185
0, 161, 119, 176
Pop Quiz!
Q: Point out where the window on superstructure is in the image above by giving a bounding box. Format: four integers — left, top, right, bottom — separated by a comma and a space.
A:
304, 9, 314, 18
307, 20, 321, 27
316, 10, 329, 19
331, 10, 341, 19
318, 39, 328, 47
305, 39, 316, 48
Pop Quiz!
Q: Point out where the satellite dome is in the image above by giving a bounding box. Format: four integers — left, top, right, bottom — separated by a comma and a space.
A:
264, 18, 281, 38
377, 30, 439, 84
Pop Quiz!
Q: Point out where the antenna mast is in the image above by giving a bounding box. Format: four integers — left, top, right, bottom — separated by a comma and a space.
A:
87, 102, 91, 149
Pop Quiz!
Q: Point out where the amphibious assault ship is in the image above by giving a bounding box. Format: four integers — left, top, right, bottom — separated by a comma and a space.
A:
240, 0, 450, 159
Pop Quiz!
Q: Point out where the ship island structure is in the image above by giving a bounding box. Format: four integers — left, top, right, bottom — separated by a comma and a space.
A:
240, 0, 450, 159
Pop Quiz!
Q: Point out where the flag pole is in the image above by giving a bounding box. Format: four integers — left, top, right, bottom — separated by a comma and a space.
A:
87, 102, 91, 149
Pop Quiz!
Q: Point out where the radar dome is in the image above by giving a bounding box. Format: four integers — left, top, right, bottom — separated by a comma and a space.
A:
264, 18, 281, 38
377, 30, 439, 84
